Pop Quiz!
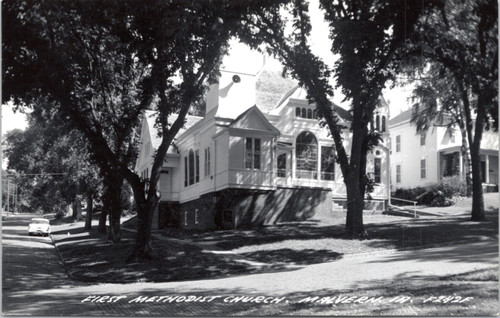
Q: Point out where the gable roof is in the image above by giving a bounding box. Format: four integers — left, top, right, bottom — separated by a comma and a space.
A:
388, 108, 412, 126
229, 105, 280, 135
255, 67, 298, 112
271, 85, 352, 122
143, 110, 203, 152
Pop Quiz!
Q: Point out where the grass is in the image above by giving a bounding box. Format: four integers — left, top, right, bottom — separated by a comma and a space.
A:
53, 228, 291, 283
158, 207, 498, 266
52, 193, 498, 285
241, 278, 499, 316
52, 207, 498, 284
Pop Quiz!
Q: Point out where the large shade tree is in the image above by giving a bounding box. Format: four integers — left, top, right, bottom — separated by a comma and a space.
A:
3, 112, 101, 217
240, 0, 444, 236
400, 0, 498, 220
3, 0, 284, 259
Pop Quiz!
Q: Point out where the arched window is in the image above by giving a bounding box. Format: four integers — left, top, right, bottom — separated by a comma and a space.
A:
296, 107, 301, 117
370, 119, 374, 131
376, 115, 380, 131
296, 131, 318, 179
188, 149, 195, 185
313, 109, 318, 119
301, 108, 307, 118
381, 116, 386, 132
307, 109, 312, 119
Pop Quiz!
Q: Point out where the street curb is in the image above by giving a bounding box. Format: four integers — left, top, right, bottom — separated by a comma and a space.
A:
50, 234, 76, 280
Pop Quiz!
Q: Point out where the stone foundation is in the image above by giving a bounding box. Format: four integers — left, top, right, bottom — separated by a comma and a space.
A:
158, 187, 333, 230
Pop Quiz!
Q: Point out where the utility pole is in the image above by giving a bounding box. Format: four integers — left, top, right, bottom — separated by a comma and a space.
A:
14, 183, 17, 214
6, 178, 10, 216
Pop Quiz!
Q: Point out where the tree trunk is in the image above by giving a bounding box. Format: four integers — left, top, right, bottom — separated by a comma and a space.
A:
108, 195, 122, 243
72, 197, 82, 222
84, 193, 93, 231
345, 176, 366, 237
470, 143, 485, 221
107, 174, 123, 243
98, 202, 108, 234
127, 189, 156, 262
459, 125, 473, 196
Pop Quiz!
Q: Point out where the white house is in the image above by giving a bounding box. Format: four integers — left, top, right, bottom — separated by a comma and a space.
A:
389, 108, 499, 190
135, 51, 391, 230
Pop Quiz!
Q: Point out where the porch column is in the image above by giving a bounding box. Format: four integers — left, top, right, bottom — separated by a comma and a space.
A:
317, 145, 321, 180
291, 147, 296, 179
485, 154, 490, 183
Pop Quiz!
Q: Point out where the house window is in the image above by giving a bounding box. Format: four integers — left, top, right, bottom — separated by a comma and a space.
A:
184, 211, 188, 226
195, 209, 198, 225
313, 109, 318, 119
307, 109, 312, 119
184, 157, 188, 187
374, 158, 381, 183
376, 115, 380, 131
301, 108, 307, 118
396, 135, 401, 152
245, 138, 261, 170
277, 153, 287, 177
420, 159, 426, 179
420, 133, 426, 146
185, 149, 200, 186
204, 147, 211, 177
296, 107, 301, 117
321, 146, 335, 180
195, 149, 200, 183
396, 165, 401, 183
381, 116, 386, 132
296, 131, 318, 179
450, 129, 456, 143
188, 150, 195, 185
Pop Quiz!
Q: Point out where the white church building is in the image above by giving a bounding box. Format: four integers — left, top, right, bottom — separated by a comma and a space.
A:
135, 48, 391, 230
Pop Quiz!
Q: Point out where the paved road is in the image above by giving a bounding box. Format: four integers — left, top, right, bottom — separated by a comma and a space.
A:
2, 214, 498, 316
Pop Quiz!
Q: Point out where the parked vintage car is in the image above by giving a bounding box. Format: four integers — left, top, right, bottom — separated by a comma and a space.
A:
28, 218, 51, 236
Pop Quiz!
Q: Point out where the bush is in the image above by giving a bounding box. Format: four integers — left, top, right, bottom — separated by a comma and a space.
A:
392, 176, 467, 207
440, 176, 467, 197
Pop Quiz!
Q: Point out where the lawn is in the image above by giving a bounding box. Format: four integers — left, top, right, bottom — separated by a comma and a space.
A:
232, 267, 498, 316
52, 197, 498, 284
158, 206, 498, 266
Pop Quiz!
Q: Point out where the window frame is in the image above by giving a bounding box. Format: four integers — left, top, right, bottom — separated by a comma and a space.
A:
296, 131, 318, 179
396, 164, 401, 183
320, 146, 335, 181
396, 135, 401, 152
420, 159, 426, 179
245, 137, 261, 170
204, 147, 211, 177
374, 158, 381, 184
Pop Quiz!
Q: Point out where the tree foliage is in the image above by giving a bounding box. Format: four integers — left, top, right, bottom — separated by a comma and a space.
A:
399, 0, 498, 219
239, 0, 443, 236
2, 113, 101, 215
3, 0, 284, 259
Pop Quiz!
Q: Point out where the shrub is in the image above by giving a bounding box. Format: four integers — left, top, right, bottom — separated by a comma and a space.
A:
392, 176, 467, 207
440, 176, 467, 197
